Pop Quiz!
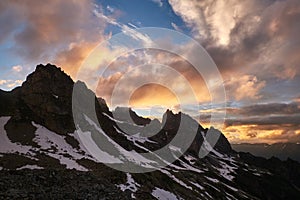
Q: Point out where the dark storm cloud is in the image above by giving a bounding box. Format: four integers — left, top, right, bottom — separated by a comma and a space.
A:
229, 102, 300, 116
224, 101, 300, 127
225, 114, 300, 127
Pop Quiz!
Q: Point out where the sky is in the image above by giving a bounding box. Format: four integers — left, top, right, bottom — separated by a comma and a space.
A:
0, 0, 299, 144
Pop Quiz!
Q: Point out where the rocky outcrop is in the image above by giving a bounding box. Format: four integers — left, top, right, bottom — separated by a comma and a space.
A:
20, 64, 75, 135
0, 88, 20, 117
208, 127, 232, 154
1, 63, 233, 155
113, 107, 151, 126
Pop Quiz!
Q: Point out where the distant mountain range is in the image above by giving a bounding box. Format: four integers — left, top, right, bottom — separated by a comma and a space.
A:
0, 64, 299, 199
232, 143, 300, 162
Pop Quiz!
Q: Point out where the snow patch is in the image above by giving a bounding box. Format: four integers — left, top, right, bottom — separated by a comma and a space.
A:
75, 128, 123, 164
205, 176, 219, 183
83, 115, 157, 168
184, 155, 196, 165
169, 145, 182, 153
190, 181, 204, 190
33, 123, 89, 171
152, 187, 178, 200
103, 112, 125, 124
223, 183, 238, 192
201, 131, 224, 158
114, 126, 155, 144
179, 159, 203, 173
159, 169, 192, 190
117, 173, 140, 199
214, 160, 237, 181
17, 165, 44, 170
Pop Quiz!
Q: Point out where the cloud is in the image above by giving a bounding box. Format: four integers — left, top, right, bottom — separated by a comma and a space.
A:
0, 79, 23, 89
53, 41, 98, 78
12, 65, 22, 72
129, 84, 179, 107
294, 96, 300, 103
205, 101, 300, 128
224, 124, 300, 144
171, 22, 181, 32
96, 63, 190, 107
224, 75, 266, 101
229, 102, 300, 116
152, 0, 163, 7
168, 0, 260, 45
222, 100, 300, 143
0, 80, 7, 85
106, 5, 115, 13
225, 114, 300, 127
93, 9, 153, 47
94, 48, 213, 108
0, 0, 108, 77
97, 72, 123, 103
168, 0, 300, 81
192, 100, 300, 143
6, 80, 23, 88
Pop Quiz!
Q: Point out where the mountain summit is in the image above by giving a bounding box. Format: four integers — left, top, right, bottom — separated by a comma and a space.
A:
0, 64, 299, 199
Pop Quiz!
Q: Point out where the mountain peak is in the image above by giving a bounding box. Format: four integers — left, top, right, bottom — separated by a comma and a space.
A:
24, 63, 73, 88
14, 64, 75, 135
36, 63, 62, 72
113, 107, 151, 126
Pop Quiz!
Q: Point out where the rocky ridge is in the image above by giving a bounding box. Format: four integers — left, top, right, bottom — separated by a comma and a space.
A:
0, 64, 299, 199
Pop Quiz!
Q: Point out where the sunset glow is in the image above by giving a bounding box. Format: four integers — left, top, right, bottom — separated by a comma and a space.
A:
0, 0, 299, 144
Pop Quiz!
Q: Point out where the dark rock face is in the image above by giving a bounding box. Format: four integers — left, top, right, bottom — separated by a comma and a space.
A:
0, 88, 20, 117
158, 110, 231, 155
4, 118, 37, 146
208, 127, 232, 154
2, 64, 77, 146
113, 107, 151, 126
97, 97, 110, 113
20, 64, 75, 135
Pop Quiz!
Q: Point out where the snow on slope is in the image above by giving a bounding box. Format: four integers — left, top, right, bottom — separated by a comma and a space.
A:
75, 128, 123, 164
0, 115, 250, 199
152, 187, 179, 200
80, 114, 157, 169
17, 165, 44, 170
0, 117, 93, 171
117, 173, 140, 199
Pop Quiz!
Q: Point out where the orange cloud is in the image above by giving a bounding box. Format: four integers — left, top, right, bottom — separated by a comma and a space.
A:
224, 75, 266, 101
94, 49, 213, 109
223, 124, 300, 144
53, 41, 98, 79
129, 84, 179, 108
1, 0, 108, 78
